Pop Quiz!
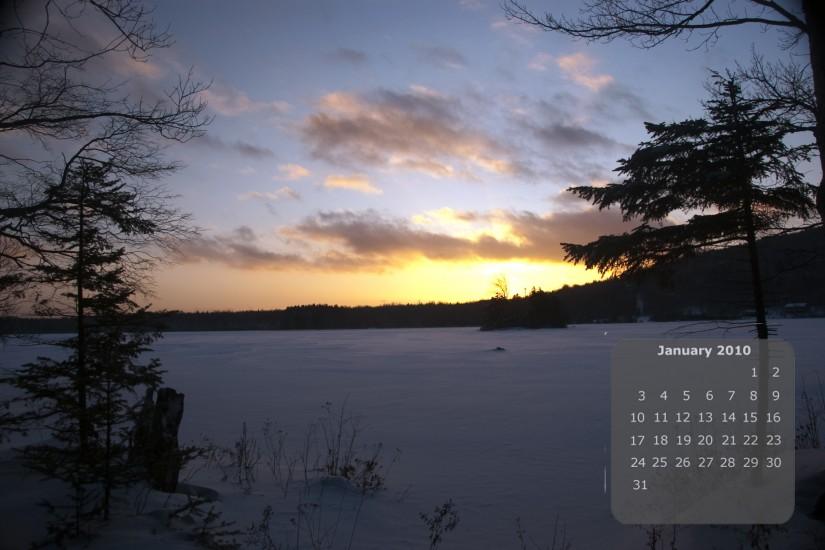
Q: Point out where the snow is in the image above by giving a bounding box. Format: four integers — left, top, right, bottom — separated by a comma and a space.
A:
1, 319, 825, 549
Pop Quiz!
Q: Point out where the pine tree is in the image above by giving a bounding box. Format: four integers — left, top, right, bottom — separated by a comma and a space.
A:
1, 160, 179, 540
563, 74, 816, 339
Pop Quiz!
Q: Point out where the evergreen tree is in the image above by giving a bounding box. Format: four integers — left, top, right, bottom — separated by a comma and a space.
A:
562, 75, 816, 339
504, 0, 825, 226
526, 288, 567, 328
1, 160, 179, 541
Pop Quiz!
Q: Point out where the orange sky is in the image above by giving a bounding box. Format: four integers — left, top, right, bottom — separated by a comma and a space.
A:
151, 258, 600, 311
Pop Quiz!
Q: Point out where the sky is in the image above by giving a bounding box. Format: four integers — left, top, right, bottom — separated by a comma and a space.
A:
69, 0, 817, 310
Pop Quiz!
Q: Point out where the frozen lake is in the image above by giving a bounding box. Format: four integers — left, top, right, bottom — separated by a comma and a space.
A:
2, 319, 824, 549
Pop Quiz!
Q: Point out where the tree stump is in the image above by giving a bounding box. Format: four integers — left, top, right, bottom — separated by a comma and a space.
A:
132, 387, 185, 492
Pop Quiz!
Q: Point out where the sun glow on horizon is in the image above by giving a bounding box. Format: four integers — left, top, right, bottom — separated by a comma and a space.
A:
151, 258, 600, 312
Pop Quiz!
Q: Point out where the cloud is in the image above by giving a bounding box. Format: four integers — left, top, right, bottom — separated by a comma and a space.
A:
506, 97, 626, 173
324, 175, 383, 195
327, 48, 368, 64
198, 135, 275, 158
290, 210, 498, 261
548, 189, 592, 209
286, 207, 635, 265
177, 205, 641, 272
503, 209, 633, 255
235, 142, 276, 158
114, 57, 165, 79
531, 122, 622, 150
524, 83, 652, 124
528, 52, 553, 71
411, 207, 479, 226
458, 0, 483, 9
239, 186, 301, 201
239, 166, 257, 176
301, 87, 528, 179
490, 16, 538, 44
177, 226, 306, 270
389, 158, 455, 178
556, 53, 614, 91
417, 46, 468, 69
592, 83, 655, 121
299, 84, 637, 186
202, 85, 290, 117
275, 163, 311, 180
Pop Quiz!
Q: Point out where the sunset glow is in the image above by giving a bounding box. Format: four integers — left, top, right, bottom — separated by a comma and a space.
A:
154, 258, 598, 311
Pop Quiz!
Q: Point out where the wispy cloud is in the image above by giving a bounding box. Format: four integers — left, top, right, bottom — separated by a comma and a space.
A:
490, 17, 538, 44
417, 46, 468, 69
528, 52, 553, 71
239, 186, 301, 202
177, 226, 306, 270
301, 86, 529, 179
501, 95, 629, 184
324, 175, 383, 195
202, 85, 290, 117
275, 163, 311, 181
114, 57, 165, 79
327, 48, 368, 65
198, 135, 275, 158
531, 121, 622, 150
556, 53, 614, 91
458, 0, 483, 10
592, 83, 655, 121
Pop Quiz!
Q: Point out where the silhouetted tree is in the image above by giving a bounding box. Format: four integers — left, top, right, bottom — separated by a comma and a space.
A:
492, 275, 509, 300
1, 161, 180, 541
527, 288, 568, 328
504, 0, 825, 226
482, 278, 567, 330
562, 75, 816, 339
482, 275, 510, 330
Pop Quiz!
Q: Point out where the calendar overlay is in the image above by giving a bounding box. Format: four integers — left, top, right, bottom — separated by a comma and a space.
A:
611, 339, 794, 524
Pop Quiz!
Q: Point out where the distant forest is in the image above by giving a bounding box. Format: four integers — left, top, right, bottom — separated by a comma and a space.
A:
3, 228, 823, 334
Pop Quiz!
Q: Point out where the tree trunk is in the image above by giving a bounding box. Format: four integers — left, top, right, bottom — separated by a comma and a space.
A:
76, 177, 89, 453
743, 203, 769, 340
730, 81, 769, 340
803, 0, 825, 226
103, 379, 113, 521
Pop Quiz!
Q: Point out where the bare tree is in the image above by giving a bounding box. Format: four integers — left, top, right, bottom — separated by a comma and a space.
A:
0, 0, 210, 311
492, 275, 509, 300
738, 50, 817, 135
0, 0, 208, 140
503, 0, 825, 225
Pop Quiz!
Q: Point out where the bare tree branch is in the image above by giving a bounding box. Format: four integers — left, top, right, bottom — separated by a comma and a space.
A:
0, 0, 210, 315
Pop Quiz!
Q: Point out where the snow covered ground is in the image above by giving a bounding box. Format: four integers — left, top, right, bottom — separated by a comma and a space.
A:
2, 319, 825, 549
